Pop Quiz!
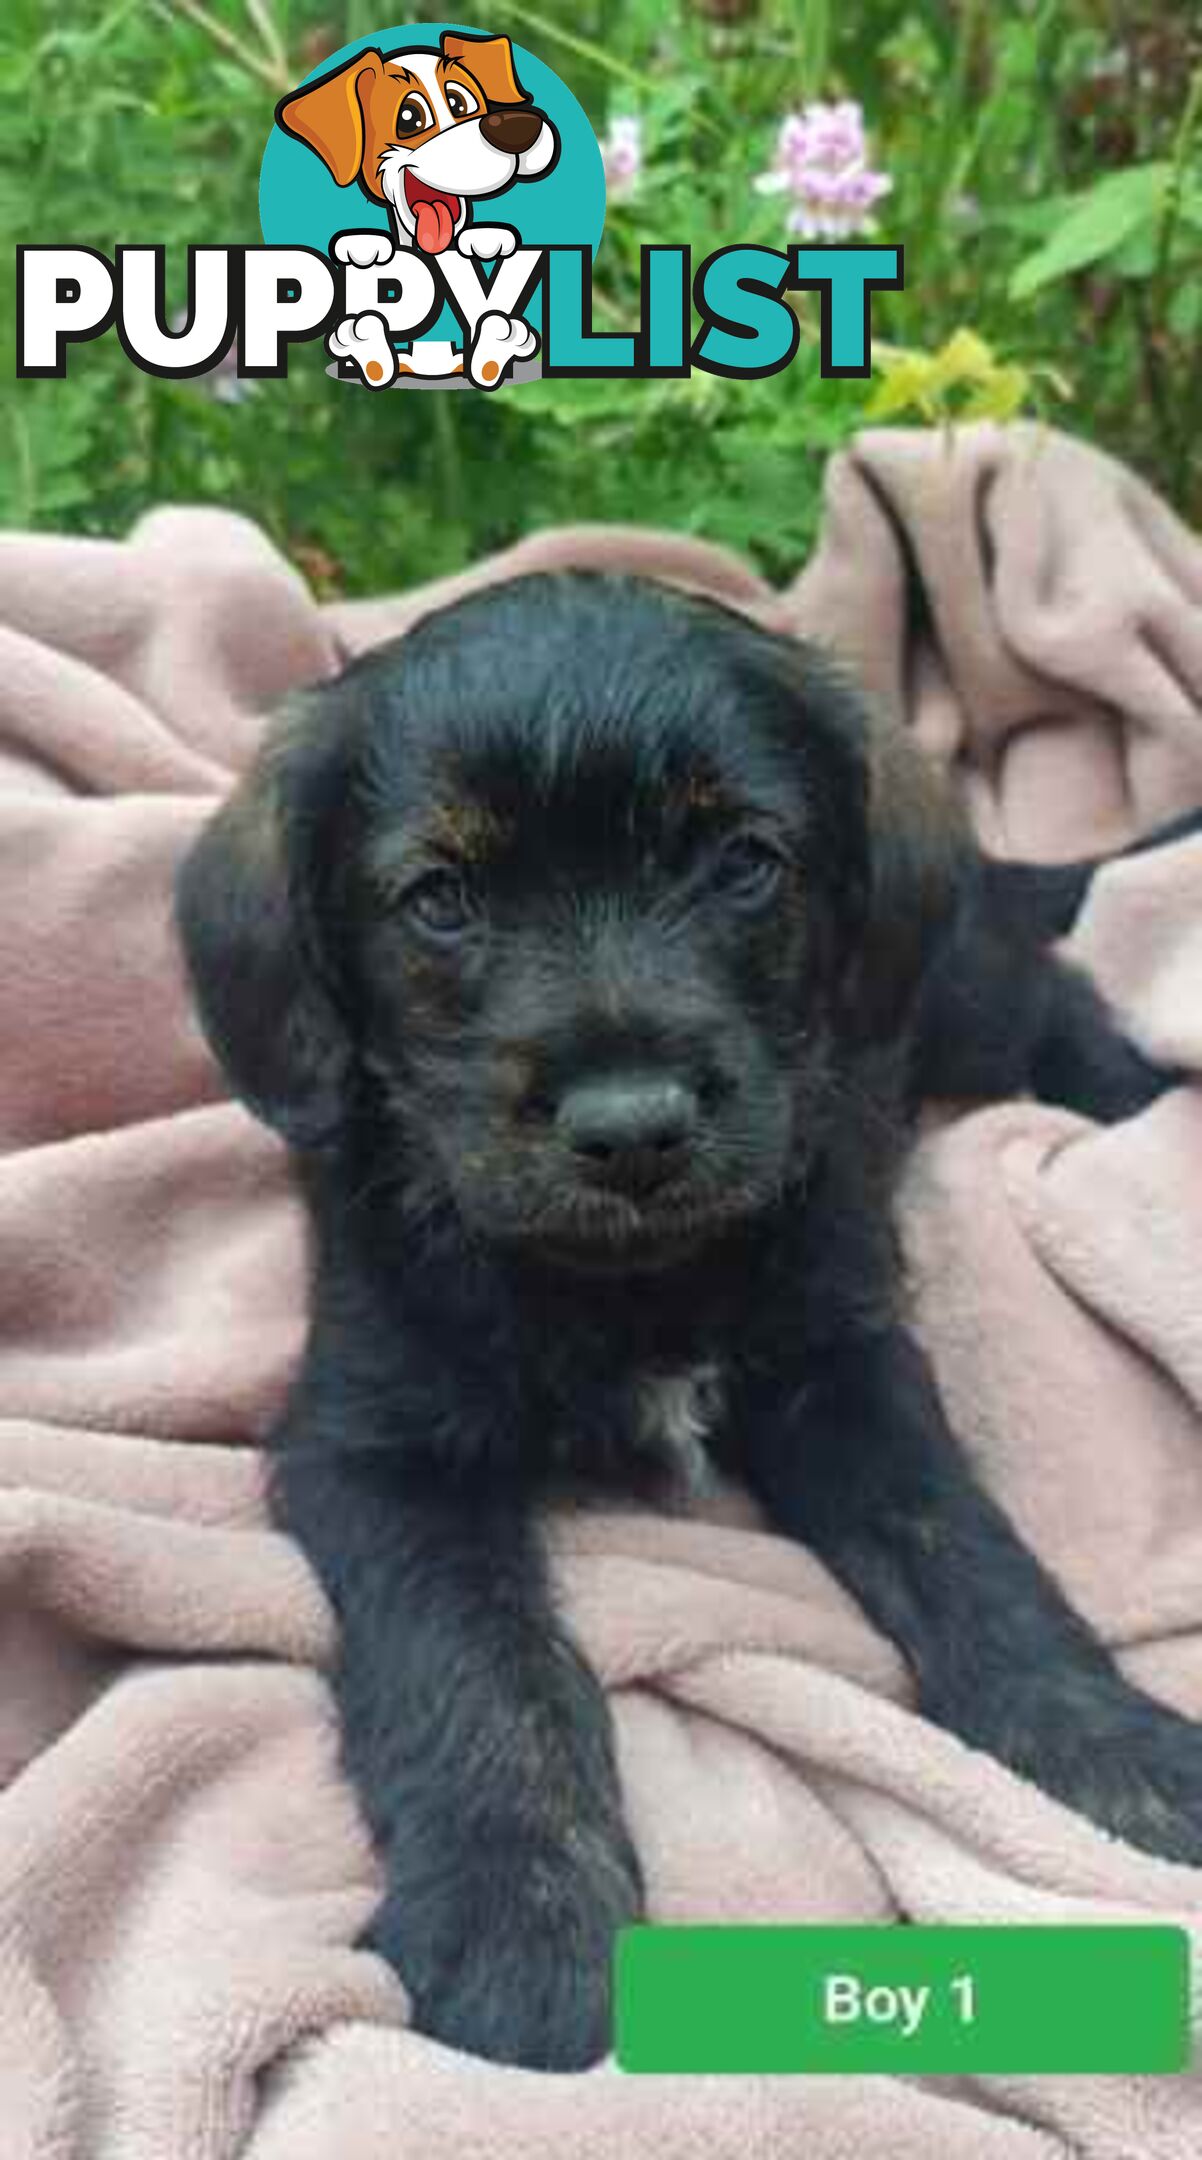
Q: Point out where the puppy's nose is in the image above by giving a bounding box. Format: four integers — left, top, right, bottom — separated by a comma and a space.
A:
557, 1075, 698, 1195
480, 108, 543, 155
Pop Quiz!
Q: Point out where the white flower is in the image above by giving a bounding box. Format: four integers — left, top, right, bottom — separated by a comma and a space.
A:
601, 114, 643, 194
753, 100, 892, 242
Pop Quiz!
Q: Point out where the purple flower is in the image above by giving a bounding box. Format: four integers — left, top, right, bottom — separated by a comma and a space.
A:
754, 99, 892, 241
601, 114, 642, 195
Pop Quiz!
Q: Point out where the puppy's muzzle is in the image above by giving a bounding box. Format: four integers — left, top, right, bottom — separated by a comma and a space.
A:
480, 108, 544, 155
555, 1073, 699, 1197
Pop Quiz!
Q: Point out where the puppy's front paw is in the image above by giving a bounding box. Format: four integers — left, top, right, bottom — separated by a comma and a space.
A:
327, 312, 397, 390
1093, 1036, 1184, 1123
1033, 963, 1185, 1122
1038, 1016, 1184, 1122
468, 310, 539, 389
457, 224, 519, 261
332, 231, 396, 269
1085, 1696, 1202, 1867
1079, 1037, 1185, 1123
366, 1826, 641, 2070
981, 1670, 1202, 1867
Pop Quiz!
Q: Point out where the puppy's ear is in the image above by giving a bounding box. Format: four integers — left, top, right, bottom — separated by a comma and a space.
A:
842, 716, 968, 1045
276, 50, 383, 186
176, 693, 356, 1147
441, 31, 530, 106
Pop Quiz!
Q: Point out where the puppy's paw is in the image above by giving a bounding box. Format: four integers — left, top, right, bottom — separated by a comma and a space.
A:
468, 310, 539, 389
1081, 1696, 1202, 1867
365, 1826, 641, 2070
457, 224, 519, 261
1038, 1019, 1183, 1123
979, 1669, 1202, 1868
332, 231, 397, 269
327, 312, 397, 390
1083, 1038, 1186, 1123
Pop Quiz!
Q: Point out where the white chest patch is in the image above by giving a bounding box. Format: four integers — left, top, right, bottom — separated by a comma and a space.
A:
635, 1361, 725, 1498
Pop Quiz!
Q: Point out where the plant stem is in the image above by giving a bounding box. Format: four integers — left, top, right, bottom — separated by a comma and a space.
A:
798, 0, 830, 99
243, 0, 288, 83
1127, 281, 1174, 460
160, 0, 287, 92
498, 0, 723, 137
921, 0, 983, 252
1153, 62, 1202, 305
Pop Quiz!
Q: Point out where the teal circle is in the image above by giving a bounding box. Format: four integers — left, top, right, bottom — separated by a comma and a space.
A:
259, 21, 606, 345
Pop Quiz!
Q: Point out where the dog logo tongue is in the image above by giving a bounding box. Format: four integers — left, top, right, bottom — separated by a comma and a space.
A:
405, 174, 460, 255
415, 196, 455, 253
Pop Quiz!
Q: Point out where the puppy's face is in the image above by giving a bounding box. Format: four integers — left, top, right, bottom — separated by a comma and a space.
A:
178, 575, 961, 1277
345, 626, 854, 1272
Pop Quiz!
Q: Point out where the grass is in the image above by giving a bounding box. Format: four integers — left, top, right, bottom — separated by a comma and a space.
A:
1, 0, 1199, 595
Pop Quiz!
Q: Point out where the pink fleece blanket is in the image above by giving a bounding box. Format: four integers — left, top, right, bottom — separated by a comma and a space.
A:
2, 421, 1202, 2159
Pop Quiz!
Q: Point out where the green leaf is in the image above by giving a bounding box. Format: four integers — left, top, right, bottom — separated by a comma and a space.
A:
1177, 180, 1202, 234
864, 354, 938, 421
1009, 163, 1170, 300
1168, 282, 1202, 338
922, 328, 997, 391
978, 190, 1080, 238
1107, 224, 1160, 279
863, 327, 1060, 430
959, 365, 1031, 422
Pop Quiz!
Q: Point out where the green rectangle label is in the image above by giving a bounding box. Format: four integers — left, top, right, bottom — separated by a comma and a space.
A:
616, 1924, 1190, 2075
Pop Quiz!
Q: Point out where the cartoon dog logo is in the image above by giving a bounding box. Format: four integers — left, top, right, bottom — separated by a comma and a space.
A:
277, 31, 559, 390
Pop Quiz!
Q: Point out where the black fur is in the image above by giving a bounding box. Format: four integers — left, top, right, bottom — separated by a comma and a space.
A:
176, 572, 1202, 2070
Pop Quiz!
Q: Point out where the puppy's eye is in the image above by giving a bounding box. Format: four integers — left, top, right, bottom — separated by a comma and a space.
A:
445, 83, 479, 119
396, 93, 434, 136
708, 834, 786, 910
401, 869, 476, 941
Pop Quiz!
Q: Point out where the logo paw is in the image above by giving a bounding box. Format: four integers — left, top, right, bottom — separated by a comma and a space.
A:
456, 226, 519, 262
468, 311, 539, 389
327, 312, 398, 389
332, 232, 397, 270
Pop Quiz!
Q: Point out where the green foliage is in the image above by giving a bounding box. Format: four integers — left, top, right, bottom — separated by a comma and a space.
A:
865, 329, 1069, 427
1008, 157, 1202, 299
1, 0, 1199, 597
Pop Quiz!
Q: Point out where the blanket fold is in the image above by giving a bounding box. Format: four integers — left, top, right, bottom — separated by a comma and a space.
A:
2, 421, 1201, 2158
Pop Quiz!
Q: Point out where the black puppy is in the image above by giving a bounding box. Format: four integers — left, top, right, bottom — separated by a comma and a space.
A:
177, 572, 1202, 2071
